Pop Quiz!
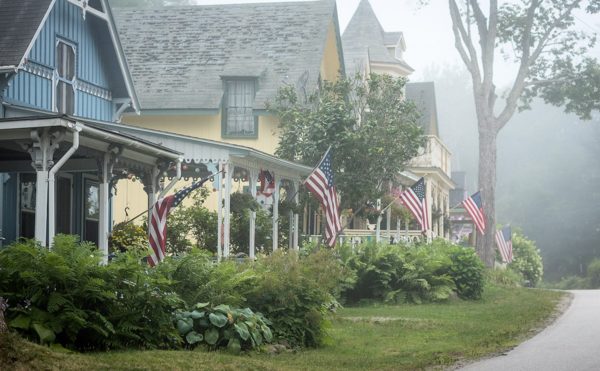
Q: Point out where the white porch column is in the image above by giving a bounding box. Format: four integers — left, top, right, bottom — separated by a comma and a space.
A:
293, 180, 300, 250
223, 162, 232, 258
98, 153, 110, 265
29, 129, 61, 247
386, 208, 392, 242
272, 174, 280, 251
216, 162, 223, 261
34, 170, 49, 246
248, 169, 258, 259
375, 199, 382, 243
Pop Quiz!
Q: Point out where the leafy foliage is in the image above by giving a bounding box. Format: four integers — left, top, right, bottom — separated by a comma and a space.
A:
244, 250, 349, 348
339, 240, 485, 304
269, 73, 424, 212
586, 258, 600, 289
175, 303, 272, 352
0, 236, 183, 350
109, 222, 148, 254
446, 243, 485, 300
509, 232, 544, 287
486, 268, 523, 288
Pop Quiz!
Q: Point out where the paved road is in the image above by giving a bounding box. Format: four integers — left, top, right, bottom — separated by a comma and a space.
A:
459, 290, 600, 371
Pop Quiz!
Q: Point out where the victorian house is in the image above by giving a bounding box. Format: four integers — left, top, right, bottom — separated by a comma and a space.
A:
342, 0, 455, 239
0, 0, 181, 262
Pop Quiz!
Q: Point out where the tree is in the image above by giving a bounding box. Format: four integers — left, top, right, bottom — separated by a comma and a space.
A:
448, 0, 600, 266
269, 74, 424, 216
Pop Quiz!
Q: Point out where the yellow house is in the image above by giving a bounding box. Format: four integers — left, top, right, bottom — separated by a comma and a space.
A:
342, 0, 455, 240
105, 0, 345, 254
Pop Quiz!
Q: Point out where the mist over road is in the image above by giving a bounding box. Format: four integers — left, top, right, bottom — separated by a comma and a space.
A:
459, 290, 600, 371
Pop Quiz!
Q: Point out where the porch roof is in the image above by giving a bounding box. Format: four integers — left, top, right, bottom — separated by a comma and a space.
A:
96, 122, 313, 181
0, 115, 182, 172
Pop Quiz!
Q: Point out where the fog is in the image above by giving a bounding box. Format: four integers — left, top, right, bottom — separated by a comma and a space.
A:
424, 65, 600, 281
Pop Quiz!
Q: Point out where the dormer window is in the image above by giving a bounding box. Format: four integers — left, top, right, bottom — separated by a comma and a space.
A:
55, 40, 76, 115
222, 78, 257, 138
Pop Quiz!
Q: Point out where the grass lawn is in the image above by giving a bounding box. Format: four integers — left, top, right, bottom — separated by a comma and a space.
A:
1, 286, 565, 370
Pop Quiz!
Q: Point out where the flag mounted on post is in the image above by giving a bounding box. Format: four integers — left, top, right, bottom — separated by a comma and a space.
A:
462, 191, 486, 234
398, 177, 429, 232
304, 147, 342, 247
495, 225, 513, 263
258, 169, 275, 197
148, 177, 210, 266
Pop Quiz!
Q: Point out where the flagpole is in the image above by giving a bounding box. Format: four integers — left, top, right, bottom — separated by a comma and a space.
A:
121, 170, 223, 226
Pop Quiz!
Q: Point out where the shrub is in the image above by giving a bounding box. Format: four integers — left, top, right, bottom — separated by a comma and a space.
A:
509, 232, 543, 287
446, 244, 485, 299
586, 259, 600, 289
342, 243, 408, 303
0, 236, 184, 350
340, 241, 480, 304
175, 303, 272, 353
103, 251, 184, 350
551, 275, 589, 290
486, 268, 523, 288
244, 250, 347, 348
159, 250, 258, 308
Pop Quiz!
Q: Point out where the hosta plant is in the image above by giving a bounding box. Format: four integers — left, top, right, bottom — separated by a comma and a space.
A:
174, 303, 273, 353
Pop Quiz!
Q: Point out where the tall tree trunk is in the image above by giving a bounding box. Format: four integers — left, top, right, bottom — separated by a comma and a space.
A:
477, 124, 498, 267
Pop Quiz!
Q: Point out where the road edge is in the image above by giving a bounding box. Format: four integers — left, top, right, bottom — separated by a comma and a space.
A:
445, 289, 574, 371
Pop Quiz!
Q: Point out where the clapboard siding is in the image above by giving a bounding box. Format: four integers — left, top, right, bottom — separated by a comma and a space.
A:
3, 0, 113, 121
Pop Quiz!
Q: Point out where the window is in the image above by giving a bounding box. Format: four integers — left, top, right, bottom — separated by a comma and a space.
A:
84, 179, 99, 245
55, 40, 75, 115
19, 174, 36, 239
222, 79, 257, 137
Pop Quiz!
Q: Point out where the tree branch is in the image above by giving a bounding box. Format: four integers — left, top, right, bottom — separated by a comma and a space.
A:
497, 0, 582, 130
495, 0, 541, 130
449, 0, 482, 83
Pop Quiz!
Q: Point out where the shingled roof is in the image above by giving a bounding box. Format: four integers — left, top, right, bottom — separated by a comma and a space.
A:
0, 0, 53, 68
342, 0, 413, 76
113, 0, 340, 111
405, 82, 439, 137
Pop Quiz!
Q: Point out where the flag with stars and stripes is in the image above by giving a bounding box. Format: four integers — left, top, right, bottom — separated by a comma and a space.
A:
398, 177, 429, 232
148, 177, 210, 266
304, 148, 342, 247
495, 225, 513, 263
462, 191, 486, 234
258, 169, 275, 197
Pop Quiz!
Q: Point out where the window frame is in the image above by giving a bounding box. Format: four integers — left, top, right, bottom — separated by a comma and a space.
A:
221, 77, 259, 139
54, 38, 77, 115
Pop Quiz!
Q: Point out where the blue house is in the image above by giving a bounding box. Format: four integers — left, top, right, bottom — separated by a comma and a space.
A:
0, 0, 181, 261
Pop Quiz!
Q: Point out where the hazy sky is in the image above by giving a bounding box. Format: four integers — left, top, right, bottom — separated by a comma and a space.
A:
194, 0, 600, 84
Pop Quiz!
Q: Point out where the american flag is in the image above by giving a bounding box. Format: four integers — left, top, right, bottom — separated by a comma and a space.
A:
462, 191, 486, 234
148, 177, 209, 266
495, 225, 513, 263
398, 177, 429, 232
304, 148, 342, 247
258, 169, 275, 197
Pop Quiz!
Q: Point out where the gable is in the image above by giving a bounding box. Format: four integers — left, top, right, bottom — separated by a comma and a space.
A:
342, 0, 413, 76
1, 0, 138, 120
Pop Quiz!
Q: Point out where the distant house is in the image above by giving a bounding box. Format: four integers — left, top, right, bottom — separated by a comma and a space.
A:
106, 0, 345, 249
342, 0, 454, 239
0, 0, 181, 260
